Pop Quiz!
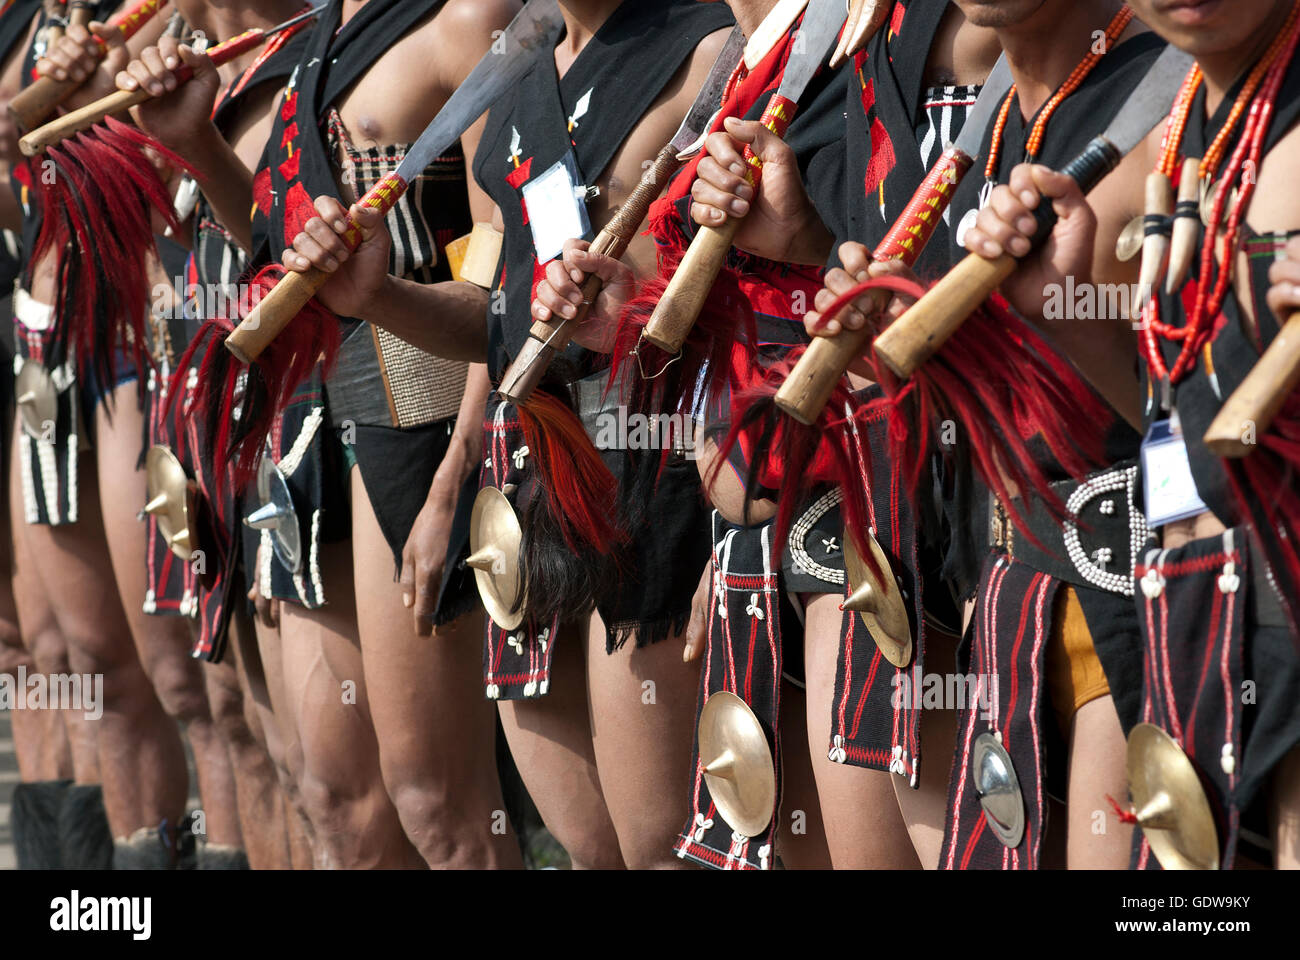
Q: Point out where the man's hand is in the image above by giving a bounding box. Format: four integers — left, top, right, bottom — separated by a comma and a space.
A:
531, 238, 635, 354
38, 21, 128, 107
282, 196, 393, 319
690, 117, 829, 264
682, 560, 712, 663
247, 548, 280, 629
399, 481, 460, 638
804, 242, 917, 378
961, 163, 1097, 331
117, 36, 221, 158
1267, 236, 1300, 321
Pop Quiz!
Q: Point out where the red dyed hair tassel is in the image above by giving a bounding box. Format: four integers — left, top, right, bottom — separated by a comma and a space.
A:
516, 390, 626, 555
170, 264, 341, 498
29, 117, 192, 400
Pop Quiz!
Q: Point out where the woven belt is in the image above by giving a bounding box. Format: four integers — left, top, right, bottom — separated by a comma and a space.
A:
989, 460, 1152, 597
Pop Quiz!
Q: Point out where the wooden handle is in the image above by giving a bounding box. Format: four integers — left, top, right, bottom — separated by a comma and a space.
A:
10, 0, 164, 131
641, 217, 740, 354
873, 252, 1016, 378
775, 147, 974, 421
10, 2, 99, 131
224, 268, 330, 364
496, 144, 684, 402
9, 74, 88, 132
497, 275, 601, 402
775, 290, 891, 424
1204, 313, 1300, 458
19, 86, 149, 154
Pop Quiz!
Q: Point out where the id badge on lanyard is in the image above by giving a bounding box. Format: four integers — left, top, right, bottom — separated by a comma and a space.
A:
1140, 408, 1208, 528
521, 151, 593, 265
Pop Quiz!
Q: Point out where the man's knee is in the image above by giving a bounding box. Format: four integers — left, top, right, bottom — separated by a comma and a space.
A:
205, 666, 259, 749
146, 653, 211, 727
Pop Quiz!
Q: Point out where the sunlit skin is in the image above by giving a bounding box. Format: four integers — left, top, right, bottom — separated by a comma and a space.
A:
107, 0, 309, 871
961, 0, 1300, 868
537, 1, 995, 869
280, 0, 743, 869
814, 0, 1146, 868
2, 3, 241, 857
119, 0, 526, 868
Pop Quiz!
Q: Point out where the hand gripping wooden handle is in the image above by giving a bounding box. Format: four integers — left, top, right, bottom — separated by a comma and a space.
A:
640, 93, 797, 356
497, 274, 602, 403
18, 26, 267, 155
19, 86, 149, 154
1203, 313, 1300, 458
224, 172, 410, 363
775, 146, 973, 423
872, 137, 1122, 380
641, 216, 740, 353
497, 143, 683, 402
872, 252, 1016, 378
224, 267, 331, 364
8, 0, 163, 131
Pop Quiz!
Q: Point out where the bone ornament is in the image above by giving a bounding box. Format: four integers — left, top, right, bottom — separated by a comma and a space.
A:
1166, 157, 1202, 294
1138, 171, 1173, 298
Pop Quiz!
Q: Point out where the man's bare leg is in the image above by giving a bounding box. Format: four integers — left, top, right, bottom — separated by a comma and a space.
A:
497, 621, 624, 870
13, 441, 185, 836
1270, 744, 1300, 869
585, 610, 702, 870
777, 676, 832, 868
1063, 695, 1133, 868
93, 386, 241, 848
892, 627, 961, 869
0, 605, 72, 783
8, 459, 98, 784
249, 603, 316, 866
350, 471, 520, 867
221, 612, 292, 869
804, 593, 921, 868
277, 539, 424, 869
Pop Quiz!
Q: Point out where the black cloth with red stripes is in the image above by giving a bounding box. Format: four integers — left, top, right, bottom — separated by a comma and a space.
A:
460, 0, 732, 689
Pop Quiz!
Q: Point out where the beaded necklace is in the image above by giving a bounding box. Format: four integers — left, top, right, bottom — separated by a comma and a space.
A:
979, 5, 1134, 195
1138, 2, 1300, 393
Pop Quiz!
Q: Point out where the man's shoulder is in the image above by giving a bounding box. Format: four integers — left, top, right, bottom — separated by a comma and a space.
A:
430, 0, 522, 39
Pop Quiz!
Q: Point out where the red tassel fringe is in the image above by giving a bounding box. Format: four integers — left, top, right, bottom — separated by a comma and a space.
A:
171, 264, 341, 497
721, 275, 1113, 563
29, 117, 191, 393
1224, 391, 1300, 637
516, 390, 627, 555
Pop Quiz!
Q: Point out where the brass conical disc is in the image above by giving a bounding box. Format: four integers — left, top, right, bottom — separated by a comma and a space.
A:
1126, 723, 1220, 870
842, 528, 912, 667
469, 486, 525, 630
697, 691, 775, 839
15, 360, 57, 441
145, 446, 196, 562
1115, 214, 1145, 262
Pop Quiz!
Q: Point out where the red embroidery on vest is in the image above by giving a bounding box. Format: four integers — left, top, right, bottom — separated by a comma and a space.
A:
283, 182, 316, 244
252, 168, 273, 215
